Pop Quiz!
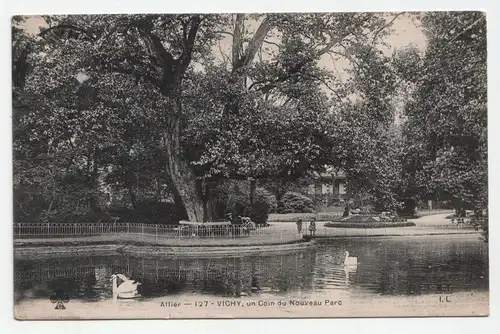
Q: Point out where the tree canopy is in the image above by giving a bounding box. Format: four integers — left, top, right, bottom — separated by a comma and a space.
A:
12, 12, 487, 231
401, 12, 487, 215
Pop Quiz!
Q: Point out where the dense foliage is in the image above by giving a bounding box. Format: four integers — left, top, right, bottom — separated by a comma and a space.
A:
213, 180, 277, 225
12, 13, 487, 238
278, 192, 315, 214
324, 221, 415, 228
13, 13, 406, 223
399, 12, 487, 237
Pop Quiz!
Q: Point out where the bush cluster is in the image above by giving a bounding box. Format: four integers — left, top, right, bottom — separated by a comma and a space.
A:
341, 214, 406, 223
213, 181, 277, 225
108, 201, 188, 224
324, 221, 416, 228
277, 192, 315, 214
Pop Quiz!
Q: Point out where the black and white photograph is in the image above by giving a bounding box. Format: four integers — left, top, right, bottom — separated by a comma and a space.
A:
11, 10, 488, 319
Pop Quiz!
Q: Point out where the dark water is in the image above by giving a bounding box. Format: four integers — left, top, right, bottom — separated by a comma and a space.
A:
14, 236, 488, 303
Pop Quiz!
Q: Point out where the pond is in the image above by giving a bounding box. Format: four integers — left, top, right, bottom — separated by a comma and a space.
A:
14, 235, 488, 304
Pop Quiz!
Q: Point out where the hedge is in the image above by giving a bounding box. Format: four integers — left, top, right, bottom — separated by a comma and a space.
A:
340, 214, 407, 223
268, 212, 342, 222
324, 221, 416, 229
278, 192, 315, 214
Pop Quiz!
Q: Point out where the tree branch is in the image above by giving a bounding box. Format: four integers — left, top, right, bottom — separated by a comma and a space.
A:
250, 29, 354, 93
218, 41, 231, 67
443, 15, 486, 49
239, 17, 272, 69
317, 30, 354, 56
232, 14, 245, 68
38, 24, 97, 40
177, 15, 202, 76
95, 54, 162, 87
370, 12, 405, 46
261, 39, 282, 49
16, 200, 31, 216
213, 30, 234, 37
135, 24, 175, 67
325, 51, 346, 80
305, 72, 345, 102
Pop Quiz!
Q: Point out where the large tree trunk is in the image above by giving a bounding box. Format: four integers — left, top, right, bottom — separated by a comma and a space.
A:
125, 168, 137, 209
165, 148, 205, 222
249, 179, 256, 205
202, 180, 216, 221
170, 169, 204, 223
154, 178, 161, 202
163, 98, 205, 222
88, 149, 100, 212
127, 184, 137, 209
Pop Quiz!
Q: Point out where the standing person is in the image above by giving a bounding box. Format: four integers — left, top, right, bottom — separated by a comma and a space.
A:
309, 217, 316, 237
342, 203, 350, 218
296, 219, 303, 236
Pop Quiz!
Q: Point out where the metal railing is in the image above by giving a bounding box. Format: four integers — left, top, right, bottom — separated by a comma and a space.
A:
407, 224, 479, 230
13, 222, 289, 241
12, 220, 482, 243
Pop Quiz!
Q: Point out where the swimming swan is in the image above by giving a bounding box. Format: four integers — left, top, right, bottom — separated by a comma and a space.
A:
110, 273, 142, 299
344, 251, 358, 266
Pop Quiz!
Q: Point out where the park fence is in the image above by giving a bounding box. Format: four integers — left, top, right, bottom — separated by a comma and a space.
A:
13, 221, 480, 243
12, 222, 290, 241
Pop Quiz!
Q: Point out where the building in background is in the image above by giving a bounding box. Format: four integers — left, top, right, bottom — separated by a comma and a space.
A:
306, 169, 347, 207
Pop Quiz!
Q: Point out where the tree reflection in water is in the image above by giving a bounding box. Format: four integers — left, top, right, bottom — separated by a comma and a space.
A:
14, 249, 316, 302
14, 237, 488, 303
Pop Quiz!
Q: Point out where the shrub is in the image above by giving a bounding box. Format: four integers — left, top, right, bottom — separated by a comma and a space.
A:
107, 201, 187, 225
324, 221, 416, 228
340, 214, 406, 223
278, 192, 315, 214
312, 194, 345, 211
36, 207, 112, 224
244, 198, 274, 225
267, 212, 342, 222
213, 181, 277, 225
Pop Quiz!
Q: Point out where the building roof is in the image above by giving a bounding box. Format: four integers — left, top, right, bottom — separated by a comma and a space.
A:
311, 170, 346, 181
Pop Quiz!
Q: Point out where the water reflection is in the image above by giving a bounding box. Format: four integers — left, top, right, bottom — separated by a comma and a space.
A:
14, 236, 488, 303
14, 251, 316, 302
314, 237, 489, 296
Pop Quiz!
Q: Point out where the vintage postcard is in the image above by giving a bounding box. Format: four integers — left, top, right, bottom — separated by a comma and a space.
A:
12, 11, 488, 320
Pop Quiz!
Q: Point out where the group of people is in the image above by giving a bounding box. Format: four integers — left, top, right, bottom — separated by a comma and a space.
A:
296, 217, 316, 237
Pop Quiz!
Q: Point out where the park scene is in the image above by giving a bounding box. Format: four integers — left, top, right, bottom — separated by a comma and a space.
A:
12, 12, 488, 319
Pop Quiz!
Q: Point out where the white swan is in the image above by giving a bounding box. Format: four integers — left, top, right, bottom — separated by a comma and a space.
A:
110, 274, 142, 299
344, 251, 358, 266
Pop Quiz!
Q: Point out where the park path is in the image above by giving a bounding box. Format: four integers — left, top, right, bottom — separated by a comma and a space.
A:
408, 213, 453, 226
274, 213, 479, 238
14, 213, 480, 249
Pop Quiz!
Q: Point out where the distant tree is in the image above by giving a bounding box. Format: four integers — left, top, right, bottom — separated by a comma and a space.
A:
333, 42, 405, 212
400, 12, 487, 233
